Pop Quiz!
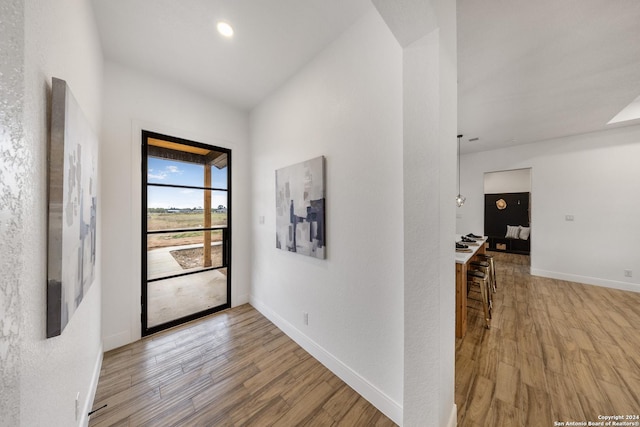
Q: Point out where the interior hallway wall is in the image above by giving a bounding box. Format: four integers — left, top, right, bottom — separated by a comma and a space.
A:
371, 0, 458, 423
250, 8, 404, 423
3, 0, 105, 425
457, 125, 640, 292
0, 0, 25, 424
100, 61, 251, 351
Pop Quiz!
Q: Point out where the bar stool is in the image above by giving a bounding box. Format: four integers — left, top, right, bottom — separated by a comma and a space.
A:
475, 253, 497, 292
467, 269, 491, 329
470, 260, 494, 297
470, 261, 493, 313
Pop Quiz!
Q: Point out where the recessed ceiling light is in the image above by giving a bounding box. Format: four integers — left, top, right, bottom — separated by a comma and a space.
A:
216, 21, 234, 38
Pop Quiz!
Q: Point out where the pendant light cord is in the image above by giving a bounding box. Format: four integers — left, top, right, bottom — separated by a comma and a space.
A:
457, 134, 462, 195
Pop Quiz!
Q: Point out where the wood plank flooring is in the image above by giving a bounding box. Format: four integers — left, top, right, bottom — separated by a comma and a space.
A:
456, 252, 640, 426
89, 304, 396, 427
91, 253, 640, 426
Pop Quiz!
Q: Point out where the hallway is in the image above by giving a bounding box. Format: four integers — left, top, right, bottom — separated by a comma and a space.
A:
90, 304, 396, 426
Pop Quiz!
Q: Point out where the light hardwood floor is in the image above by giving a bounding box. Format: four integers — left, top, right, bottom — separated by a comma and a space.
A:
91, 254, 640, 426
89, 305, 396, 426
456, 252, 640, 426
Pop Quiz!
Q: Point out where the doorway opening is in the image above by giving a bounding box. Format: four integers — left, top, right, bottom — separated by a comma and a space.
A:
483, 168, 531, 265
141, 130, 231, 336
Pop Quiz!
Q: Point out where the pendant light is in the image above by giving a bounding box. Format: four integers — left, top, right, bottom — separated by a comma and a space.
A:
456, 134, 466, 207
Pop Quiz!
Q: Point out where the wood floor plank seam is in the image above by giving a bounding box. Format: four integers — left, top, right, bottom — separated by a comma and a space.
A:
456, 252, 640, 426
90, 305, 396, 427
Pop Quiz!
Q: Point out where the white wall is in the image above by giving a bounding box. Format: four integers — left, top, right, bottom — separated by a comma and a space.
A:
0, 0, 25, 424
250, 8, 404, 423
484, 168, 531, 194
100, 61, 250, 351
457, 125, 640, 292
373, 1, 458, 424
3, 0, 105, 426
399, 13, 457, 427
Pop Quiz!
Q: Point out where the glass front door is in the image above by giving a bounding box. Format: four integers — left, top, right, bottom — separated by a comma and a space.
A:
142, 131, 231, 335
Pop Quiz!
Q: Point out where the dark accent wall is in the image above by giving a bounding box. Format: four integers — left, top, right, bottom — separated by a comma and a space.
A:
484, 192, 530, 237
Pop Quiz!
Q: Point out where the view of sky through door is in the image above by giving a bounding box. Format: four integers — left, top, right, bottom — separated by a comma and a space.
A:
147, 157, 227, 208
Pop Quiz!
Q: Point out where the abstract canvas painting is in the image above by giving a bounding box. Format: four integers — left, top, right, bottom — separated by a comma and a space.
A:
47, 78, 98, 338
275, 156, 325, 259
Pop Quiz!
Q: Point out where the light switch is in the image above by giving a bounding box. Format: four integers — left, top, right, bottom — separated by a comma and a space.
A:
259, 215, 265, 224
565, 215, 574, 221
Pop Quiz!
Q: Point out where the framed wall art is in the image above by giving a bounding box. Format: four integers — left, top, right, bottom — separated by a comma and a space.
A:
47, 77, 98, 337
275, 156, 325, 259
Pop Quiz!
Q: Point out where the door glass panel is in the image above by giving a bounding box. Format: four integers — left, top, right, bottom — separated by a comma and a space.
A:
147, 230, 224, 280
147, 187, 228, 231
143, 131, 230, 335
147, 268, 228, 328
147, 187, 205, 231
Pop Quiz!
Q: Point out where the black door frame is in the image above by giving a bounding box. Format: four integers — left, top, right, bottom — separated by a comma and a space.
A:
141, 130, 232, 336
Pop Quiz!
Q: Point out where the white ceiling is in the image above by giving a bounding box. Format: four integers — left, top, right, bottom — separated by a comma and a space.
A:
91, 0, 640, 152
458, 0, 640, 153
91, 0, 372, 111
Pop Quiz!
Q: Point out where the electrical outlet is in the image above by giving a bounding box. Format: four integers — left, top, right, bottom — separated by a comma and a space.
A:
75, 392, 80, 421
303, 312, 309, 326
259, 215, 265, 224
624, 270, 632, 278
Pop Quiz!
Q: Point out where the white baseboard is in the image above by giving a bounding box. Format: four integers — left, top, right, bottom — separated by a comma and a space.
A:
103, 330, 131, 352
447, 404, 457, 427
233, 292, 250, 306
81, 344, 103, 427
249, 296, 403, 425
531, 269, 640, 293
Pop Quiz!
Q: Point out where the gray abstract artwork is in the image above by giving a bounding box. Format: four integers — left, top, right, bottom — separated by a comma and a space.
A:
47, 78, 98, 338
275, 156, 325, 259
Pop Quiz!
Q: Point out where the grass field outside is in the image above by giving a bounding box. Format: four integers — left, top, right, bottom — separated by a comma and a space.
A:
147, 211, 227, 250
